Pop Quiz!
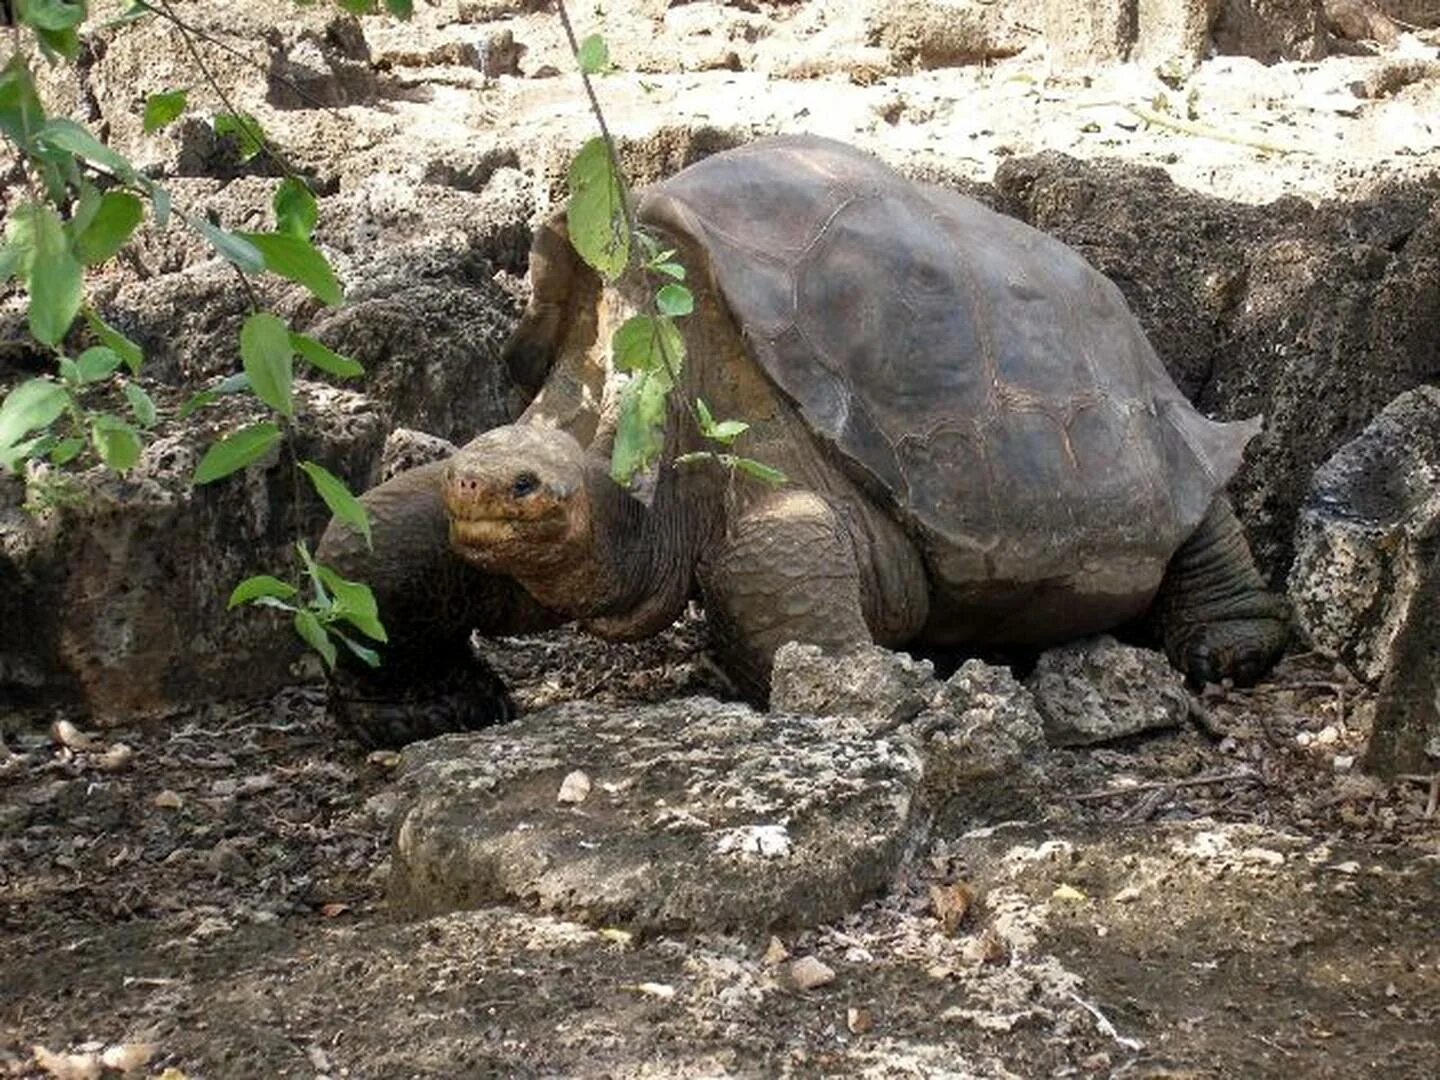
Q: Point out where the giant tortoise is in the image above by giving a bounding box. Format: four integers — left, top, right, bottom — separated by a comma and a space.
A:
320, 135, 1288, 747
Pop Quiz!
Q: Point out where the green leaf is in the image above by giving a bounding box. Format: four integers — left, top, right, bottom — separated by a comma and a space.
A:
17, 0, 86, 31
238, 232, 342, 306
611, 314, 684, 379
577, 33, 609, 75
655, 283, 694, 317
36, 118, 138, 182
142, 89, 187, 133
148, 183, 171, 229
652, 261, 685, 281
75, 345, 122, 383
180, 371, 251, 417
315, 564, 387, 642
610, 371, 669, 485
299, 460, 372, 551
383, 0, 413, 19
74, 192, 144, 266
566, 136, 629, 280
334, 630, 381, 668
0, 55, 46, 149
335, 0, 377, 12
22, 204, 83, 346
0, 378, 68, 459
50, 436, 84, 465
695, 398, 748, 445
192, 421, 281, 484
228, 574, 298, 609
728, 455, 787, 486
100, 3, 154, 30
192, 218, 264, 273
35, 25, 80, 60
90, 414, 142, 472
0, 244, 21, 283
213, 112, 265, 162
273, 177, 317, 240
239, 312, 295, 417
71, 182, 103, 237
84, 309, 144, 374
291, 332, 362, 378
123, 382, 157, 428
293, 608, 338, 669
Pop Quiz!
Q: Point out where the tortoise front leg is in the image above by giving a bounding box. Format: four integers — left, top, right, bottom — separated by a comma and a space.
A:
701, 489, 876, 700
1152, 495, 1290, 688
318, 460, 559, 747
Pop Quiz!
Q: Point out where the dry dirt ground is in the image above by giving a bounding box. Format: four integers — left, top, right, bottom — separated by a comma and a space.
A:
3, 630, 1439, 1078
5, 1, 1440, 1077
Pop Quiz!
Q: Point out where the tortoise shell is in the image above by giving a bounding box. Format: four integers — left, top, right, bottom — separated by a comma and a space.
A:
637, 135, 1256, 615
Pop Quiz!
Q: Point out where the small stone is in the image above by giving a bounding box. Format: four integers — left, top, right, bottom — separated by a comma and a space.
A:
1315, 725, 1341, 747
100, 1043, 155, 1072
557, 769, 592, 804
50, 719, 96, 751
1112, 885, 1142, 904
846, 1005, 874, 1034
961, 928, 1009, 966
785, 956, 836, 991
1333, 754, 1356, 772
928, 881, 975, 936
98, 743, 134, 771
763, 936, 790, 966
1052, 883, 1088, 902
1296, 731, 1314, 747
153, 789, 182, 810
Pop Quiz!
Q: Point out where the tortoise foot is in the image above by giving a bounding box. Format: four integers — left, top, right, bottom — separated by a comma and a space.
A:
1176, 615, 1289, 689
327, 658, 514, 750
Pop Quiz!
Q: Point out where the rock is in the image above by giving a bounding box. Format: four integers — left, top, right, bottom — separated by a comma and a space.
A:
1027, 637, 1190, 746
379, 429, 458, 484
1135, 0, 1220, 70
784, 955, 836, 991
1290, 387, 1440, 685
1041, 0, 1133, 66
915, 660, 1046, 787
769, 642, 938, 732
868, 0, 1036, 69
0, 384, 386, 717
265, 19, 378, 109
1322, 0, 1401, 45
1213, 0, 1328, 62
480, 29, 525, 78
386, 698, 925, 930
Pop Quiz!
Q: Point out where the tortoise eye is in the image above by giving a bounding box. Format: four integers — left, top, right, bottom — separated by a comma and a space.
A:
511, 472, 540, 498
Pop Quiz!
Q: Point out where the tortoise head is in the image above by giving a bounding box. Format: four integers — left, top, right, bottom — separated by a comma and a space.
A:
442, 425, 595, 577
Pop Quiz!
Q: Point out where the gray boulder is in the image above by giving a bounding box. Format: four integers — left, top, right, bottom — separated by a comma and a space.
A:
1027, 637, 1191, 746
386, 697, 925, 930
0, 384, 386, 717
769, 642, 938, 733
916, 659, 1047, 790
1288, 387, 1440, 775
1290, 387, 1440, 685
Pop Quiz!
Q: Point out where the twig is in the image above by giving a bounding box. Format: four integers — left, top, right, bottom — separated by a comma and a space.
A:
134, 0, 346, 116
152, 0, 297, 180
1073, 769, 1259, 802
1088, 101, 1312, 156
1067, 991, 1144, 1052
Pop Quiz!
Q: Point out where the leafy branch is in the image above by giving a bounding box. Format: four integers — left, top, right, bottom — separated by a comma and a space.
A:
553, 0, 783, 489
0, 1, 406, 670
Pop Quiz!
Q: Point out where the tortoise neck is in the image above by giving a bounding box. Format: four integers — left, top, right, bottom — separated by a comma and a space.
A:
517, 457, 706, 638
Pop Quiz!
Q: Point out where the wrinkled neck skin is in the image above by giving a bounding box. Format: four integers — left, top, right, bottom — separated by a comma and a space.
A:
515, 455, 712, 641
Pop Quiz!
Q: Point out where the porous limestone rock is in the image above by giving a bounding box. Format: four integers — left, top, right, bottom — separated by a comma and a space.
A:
1027, 636, 1191, 746
387, 697, 926, 930
769, 642, 938, 732
1289, 387, 1440, 685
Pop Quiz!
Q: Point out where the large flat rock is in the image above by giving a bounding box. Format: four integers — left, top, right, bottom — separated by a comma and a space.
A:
387, 697, 926, 931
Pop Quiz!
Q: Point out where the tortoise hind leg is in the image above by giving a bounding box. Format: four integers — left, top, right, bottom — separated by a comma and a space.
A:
317, 460, 557, 748
1153, 495, 1290, 687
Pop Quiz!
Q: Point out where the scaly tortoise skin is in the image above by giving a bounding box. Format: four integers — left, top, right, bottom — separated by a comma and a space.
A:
321, 135, 1288, 747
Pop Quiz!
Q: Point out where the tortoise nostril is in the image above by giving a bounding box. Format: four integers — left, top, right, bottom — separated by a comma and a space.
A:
511, 471, 540, 498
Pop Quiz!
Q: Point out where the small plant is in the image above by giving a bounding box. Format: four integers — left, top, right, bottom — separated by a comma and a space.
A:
554, 1, 783, 488
0, 0, 404, 669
